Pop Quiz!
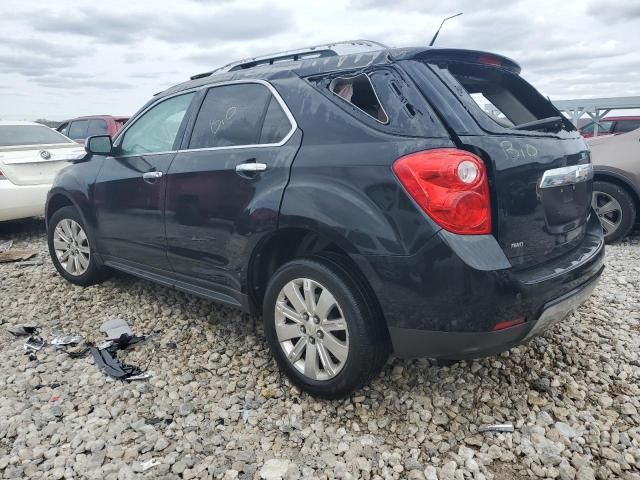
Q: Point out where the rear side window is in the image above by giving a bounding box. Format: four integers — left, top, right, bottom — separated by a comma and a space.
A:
330, 73, 389, 123
615, 119, 640, 133
0, 125, 73, 147
442, 63, 568, 132
87, 119, 109, 136
68, 120, 89, 139
189, 83, 292, 149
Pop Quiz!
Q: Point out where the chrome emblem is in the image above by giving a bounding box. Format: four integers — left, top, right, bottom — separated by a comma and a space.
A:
39, 150, 51, 160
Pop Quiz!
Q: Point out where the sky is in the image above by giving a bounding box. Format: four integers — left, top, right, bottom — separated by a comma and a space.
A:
0, 0, 639, 120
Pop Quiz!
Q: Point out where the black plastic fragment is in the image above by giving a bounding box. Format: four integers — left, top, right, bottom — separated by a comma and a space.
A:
89, 346, 145, 380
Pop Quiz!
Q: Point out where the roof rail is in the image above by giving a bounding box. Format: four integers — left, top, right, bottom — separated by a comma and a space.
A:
190, 39, 389, 80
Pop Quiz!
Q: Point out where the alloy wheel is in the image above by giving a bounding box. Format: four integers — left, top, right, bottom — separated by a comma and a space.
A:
592, 190, 622, 238
274, 278, 349, 381
53, 219, 91, 276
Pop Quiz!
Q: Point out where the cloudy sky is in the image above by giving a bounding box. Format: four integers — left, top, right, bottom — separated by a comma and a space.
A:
1, 0, 639, 120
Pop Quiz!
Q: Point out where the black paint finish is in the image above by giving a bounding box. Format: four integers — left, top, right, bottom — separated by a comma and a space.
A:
46, 45, 605, 360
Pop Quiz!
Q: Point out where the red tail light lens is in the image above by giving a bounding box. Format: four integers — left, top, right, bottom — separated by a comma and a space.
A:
0, 169, 5, 180
392, 148, 491, 235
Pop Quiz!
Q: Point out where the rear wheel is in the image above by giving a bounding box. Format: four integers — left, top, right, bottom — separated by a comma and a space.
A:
592, 181, 636, 244
48, 206, 108, 286
263, 257, 390, 399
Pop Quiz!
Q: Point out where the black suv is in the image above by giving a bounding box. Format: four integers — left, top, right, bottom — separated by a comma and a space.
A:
46, 41, 604, 398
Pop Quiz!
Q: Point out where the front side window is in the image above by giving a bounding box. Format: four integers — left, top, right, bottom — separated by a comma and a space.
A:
58, 122, 69, 136
119, 93, 195, 156
0, 125, 74, 147
189, 83, 292, 149
68, 120, 89, 139
87, 119, 109, 136
615, 119, 640, 133
581, 121, 613, 135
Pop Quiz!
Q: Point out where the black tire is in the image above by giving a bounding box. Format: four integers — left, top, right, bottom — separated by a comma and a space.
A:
592, 181, 636, 244
263, 256, 390, 399
47, 206, 108, 286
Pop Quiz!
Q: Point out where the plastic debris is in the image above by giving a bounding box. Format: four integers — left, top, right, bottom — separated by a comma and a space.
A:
140, 459, 160, 471
8, 324, 38, 336
478, 423, 515, 433
0, 244, 36, 263
0, 240, 13, 251
51, 334, 84, 347
100, 318, 133, 340
24, 335, 45, 352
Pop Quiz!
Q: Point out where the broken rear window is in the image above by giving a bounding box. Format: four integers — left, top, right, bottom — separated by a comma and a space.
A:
330, 73, 389, 124
443, 63, 569, 132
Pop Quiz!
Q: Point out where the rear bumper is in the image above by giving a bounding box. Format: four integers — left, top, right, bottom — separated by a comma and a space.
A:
355, 213, 605, 359
387, 268, 602, 359
0, 181, 50, 221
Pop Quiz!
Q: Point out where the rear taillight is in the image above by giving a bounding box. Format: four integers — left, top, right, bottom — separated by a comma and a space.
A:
392, 148, 491, 235
0, 168, 5, 180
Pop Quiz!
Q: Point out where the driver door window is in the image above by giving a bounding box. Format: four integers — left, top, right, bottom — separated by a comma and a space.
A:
118, 93, 195, 156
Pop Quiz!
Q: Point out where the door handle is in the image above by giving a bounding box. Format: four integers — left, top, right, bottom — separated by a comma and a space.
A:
142, 171, 163, 183
235, 162, 267, 173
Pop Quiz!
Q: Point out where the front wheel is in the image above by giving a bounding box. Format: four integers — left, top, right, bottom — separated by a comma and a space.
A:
47, 206, 108, 286
263, 256, 390, 399
592, 181, 636, 244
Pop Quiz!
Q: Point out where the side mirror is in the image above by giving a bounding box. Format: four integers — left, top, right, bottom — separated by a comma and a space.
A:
85, 135, 113, 155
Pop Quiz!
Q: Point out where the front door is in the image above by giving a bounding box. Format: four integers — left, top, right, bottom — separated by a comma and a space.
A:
93, 92, 196, 272
164, 82, 300, 305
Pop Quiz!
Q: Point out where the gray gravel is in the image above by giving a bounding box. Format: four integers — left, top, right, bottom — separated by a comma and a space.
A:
1, 219, 639, 480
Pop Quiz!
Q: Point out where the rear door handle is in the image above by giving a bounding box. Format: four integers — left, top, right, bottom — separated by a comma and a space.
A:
235, 162, 268, 173
142, 171, 163, 183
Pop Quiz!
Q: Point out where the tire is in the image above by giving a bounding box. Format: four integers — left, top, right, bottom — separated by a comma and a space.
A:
263, 256, 390, 399
47, 206, 108, 286
592, 181, 636, 244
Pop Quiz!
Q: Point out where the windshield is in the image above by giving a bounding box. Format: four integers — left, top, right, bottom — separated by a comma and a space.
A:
0, 125, 74, 147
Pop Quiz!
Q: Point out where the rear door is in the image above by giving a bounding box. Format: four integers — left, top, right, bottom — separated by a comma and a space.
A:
93, 92, 196, 271
165, 81, 300, 304
409, 56, 593, 267
0, 124, 85, 185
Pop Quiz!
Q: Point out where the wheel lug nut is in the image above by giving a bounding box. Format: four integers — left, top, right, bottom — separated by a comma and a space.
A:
300, 325, 306, 334
313, 316, 320, 324
309, 337, 315, 344
317, 331, 324, 339
303, 313, 309, 321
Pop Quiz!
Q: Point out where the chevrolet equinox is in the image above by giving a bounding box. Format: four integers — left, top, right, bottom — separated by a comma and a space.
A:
46, 41, 605, 398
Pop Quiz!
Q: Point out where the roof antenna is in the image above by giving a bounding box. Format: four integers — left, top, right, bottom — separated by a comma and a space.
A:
429, 13, 463, 46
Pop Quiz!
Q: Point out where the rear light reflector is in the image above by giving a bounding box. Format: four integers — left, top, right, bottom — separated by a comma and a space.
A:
392, 148, 491, 235
493, 317, 525, 331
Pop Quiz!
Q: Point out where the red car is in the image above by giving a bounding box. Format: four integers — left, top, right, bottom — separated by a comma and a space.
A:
579, 116, 640, 138
57, 115, 129, 143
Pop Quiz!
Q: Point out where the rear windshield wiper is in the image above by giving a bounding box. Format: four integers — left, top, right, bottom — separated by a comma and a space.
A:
513, 116, 564, 131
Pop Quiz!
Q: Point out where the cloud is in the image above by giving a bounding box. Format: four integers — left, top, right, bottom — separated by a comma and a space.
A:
0, 53, 71, 77
34, 77, 132, 90
0, 36, 90, 58
586, 1, 640, 24
32, 5, 294, 45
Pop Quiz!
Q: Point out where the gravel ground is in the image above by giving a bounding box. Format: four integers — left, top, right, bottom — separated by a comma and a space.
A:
0, 219, 639, 480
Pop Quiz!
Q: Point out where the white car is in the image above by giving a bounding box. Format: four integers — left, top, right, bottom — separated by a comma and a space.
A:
0, 121, 86, 222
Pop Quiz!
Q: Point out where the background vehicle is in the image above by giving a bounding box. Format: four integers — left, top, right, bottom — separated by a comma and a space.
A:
588, 129, 640, 243
45, 42, 603, 397
579, 116, 640, 138
57, 115, 129, 143
0, 121, 85, 222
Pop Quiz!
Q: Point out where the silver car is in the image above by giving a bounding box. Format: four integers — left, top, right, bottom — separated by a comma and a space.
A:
589, 128, 640, 243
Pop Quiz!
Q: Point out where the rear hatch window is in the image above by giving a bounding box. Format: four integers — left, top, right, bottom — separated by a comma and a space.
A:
444, 62, 573, 134
416, 57, 591, 268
